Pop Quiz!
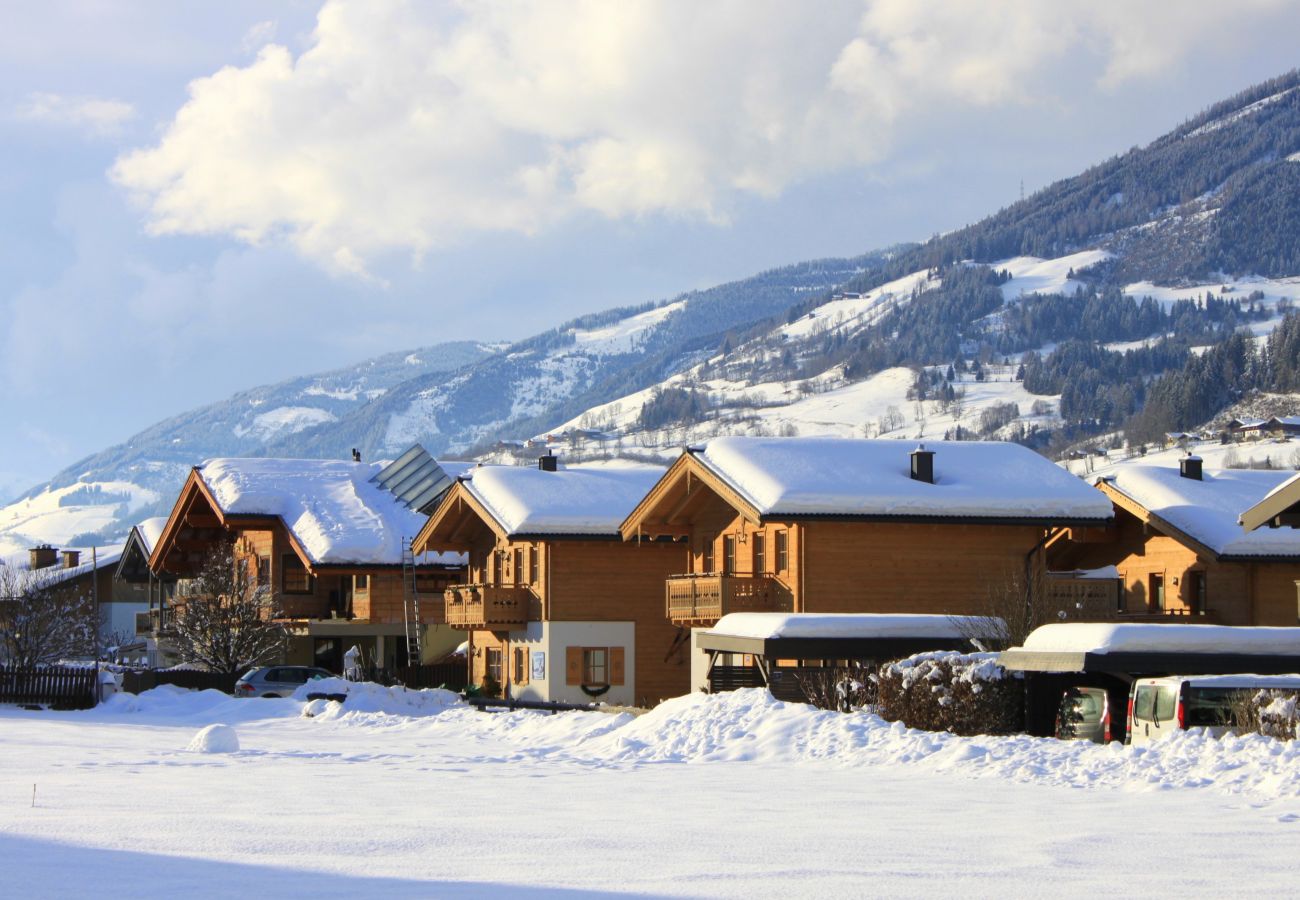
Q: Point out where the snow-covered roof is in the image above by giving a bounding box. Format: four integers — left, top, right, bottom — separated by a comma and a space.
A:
135, 516, 170, 557
0, 546, 124, 588
1021, 623, 1300, 656
463, 461, 667, 536
1098, 464, 1300, 557
707, 612, 999, 641
198, 458, 460, 566
691, 437, 1113, 521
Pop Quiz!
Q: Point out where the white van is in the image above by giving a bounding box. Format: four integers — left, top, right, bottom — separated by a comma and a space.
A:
1126, 674, 1300, 745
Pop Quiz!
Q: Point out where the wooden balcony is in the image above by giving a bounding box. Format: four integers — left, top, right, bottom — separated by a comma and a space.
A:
1047, 575, 1219, 623
666, 574, 790, 626
444, 584, 531, 630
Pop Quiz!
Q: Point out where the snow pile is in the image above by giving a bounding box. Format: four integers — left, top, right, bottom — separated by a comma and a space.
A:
708, 612, 996, 641
187, 724, 240, 753
293, 678, 462, 720
464, 461, 665, 535
199, 458, 434, 564
1021, 622, 1300, 656
695, 436, 1114, 520
1098, 464, 1300, 556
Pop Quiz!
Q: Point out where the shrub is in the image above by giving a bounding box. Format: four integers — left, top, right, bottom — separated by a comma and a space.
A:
1230, 689, 1299, 741
875, 651, 1024, 736
794, 664, 878, 712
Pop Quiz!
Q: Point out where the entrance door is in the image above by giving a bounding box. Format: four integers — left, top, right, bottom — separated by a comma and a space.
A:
1149, 573, 1165, 612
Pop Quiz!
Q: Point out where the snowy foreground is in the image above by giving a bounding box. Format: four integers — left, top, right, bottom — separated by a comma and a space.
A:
3, 686, 1299, 898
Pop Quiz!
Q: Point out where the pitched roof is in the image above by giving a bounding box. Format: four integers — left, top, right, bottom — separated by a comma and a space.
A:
461, 461, 667, 536
686, 436, 1113, 521
1099, 464, 1300, 557
198, 458, 455, 566
135, 516, 170, 557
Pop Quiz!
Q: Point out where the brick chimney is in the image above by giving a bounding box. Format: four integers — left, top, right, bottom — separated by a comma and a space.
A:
1179, 454, 1203, 481
61, 549, 81, 569
29, 545, 58, 569
538, 451, 558, 472
910, 444, 935, 484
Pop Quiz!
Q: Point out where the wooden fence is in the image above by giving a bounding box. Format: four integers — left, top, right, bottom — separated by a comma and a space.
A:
0, 664, 98, 709
120, 669, 240, 695
351, 662, 468, 691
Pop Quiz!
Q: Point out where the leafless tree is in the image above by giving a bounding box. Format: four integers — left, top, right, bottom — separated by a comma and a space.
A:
0, 564, 98, 666
949, 561, 1062, 651
170, 545, 289, 675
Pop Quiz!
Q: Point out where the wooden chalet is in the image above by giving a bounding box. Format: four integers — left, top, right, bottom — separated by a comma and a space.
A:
1048, 455, 1300, 626
620, 436, 1115, 690
0, 543, 124, 663
412, 455, 686, 707
147, 447, 465, 672
114, 517, 176, 665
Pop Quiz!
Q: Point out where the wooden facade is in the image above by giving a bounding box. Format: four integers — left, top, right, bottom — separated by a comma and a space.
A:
1048, 481, 1300, 627
622, 451, 1096, 627
148, 468, 464, 670
413, 480, 688, 707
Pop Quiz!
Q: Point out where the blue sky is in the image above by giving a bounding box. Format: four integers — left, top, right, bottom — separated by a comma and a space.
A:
3, 1, 1300, 500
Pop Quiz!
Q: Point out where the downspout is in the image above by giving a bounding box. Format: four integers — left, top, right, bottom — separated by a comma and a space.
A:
1025, 528, 1053, 621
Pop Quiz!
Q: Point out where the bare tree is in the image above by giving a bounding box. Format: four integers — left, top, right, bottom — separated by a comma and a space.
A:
949, 561, 1062, 651
0, 564, 98, 666
170, 545, 289, 675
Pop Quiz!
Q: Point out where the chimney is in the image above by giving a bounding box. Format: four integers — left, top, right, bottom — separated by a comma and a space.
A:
62, 549, 81, 569
29, 545, 58, 570
910, 444, 935, 484
1179, 454, 1203, 481
351, 448, 362, 462
538, 452, 558, 472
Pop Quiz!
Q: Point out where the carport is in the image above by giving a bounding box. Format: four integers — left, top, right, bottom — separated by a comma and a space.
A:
697, 613, 994, 703
999, 623, 1300, 737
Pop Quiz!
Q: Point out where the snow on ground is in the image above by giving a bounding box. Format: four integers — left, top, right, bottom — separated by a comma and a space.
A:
1123, 274, 1300, 311
0, 479, 159, 557
233, 406, 338, 441
2, 686, 1298, 897
571, 301, 684, 355
996, 249, 1113, 301
780, 269, 937, 341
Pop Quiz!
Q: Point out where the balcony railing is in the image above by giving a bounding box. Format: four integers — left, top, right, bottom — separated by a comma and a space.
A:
666, 574, 790, 625
1047, 575, 1218, 622
443, 584, 532, 629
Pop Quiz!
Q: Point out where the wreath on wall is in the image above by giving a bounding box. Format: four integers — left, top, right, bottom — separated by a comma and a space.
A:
580, 683, 611, 697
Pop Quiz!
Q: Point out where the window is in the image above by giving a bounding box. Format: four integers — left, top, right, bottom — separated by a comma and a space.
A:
1149, 573, 1165, 611
1187, 571, 1206, 614
1153, 686, 1177, 723
583, 648, 608, 684
492, 552, 503, 585
354, 574, 369, 591
752, 533, 766, 574
255, 556, 270, 587
775, 530, 788, 573
513, 647, 527, 684
485, 648, 502, 684
723, 535, 736, 575
702, 540, 714, 573
513, 548, 524, 585
282, 554, 313, 594
528, 545, 539, 584
1133, 686, 1155, 721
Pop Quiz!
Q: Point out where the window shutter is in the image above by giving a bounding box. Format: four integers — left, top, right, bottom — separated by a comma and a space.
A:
610, 646, 625, 686
566, 646, 582, 685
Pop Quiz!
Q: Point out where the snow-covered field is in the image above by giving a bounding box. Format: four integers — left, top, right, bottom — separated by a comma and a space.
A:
3, 685, 1298, 897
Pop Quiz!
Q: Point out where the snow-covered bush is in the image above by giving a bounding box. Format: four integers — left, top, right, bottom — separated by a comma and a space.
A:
794, 664, 878, 712
1231, 689, 1299, 741
875, 651, 1024, 736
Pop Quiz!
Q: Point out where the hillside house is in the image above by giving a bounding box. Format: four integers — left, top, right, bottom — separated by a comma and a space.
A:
619, 436, 1114, 688
0, 544, 122, 662
412, 456, 686, 707
1048, 455, 1300, 626
147, 449, 465, 672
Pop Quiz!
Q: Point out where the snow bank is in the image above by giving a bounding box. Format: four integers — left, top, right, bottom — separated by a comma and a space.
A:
293, 678, 462, 720
708, 612, 995, 641
695, 437, 1114, 520
464, 462, 665, 535
187, 724, 240, 753
1021, 622, 1300, 656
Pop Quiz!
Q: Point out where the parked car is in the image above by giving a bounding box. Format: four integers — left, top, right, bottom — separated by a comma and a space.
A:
1055, 686, 1114, 743
235, 666, 333, 698
1126, 674, 1300, 745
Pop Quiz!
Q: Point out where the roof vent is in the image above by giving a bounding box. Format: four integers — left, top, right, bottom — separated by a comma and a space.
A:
1180, 454, 1203, 481
910, 444, 935, 484
538, 452, 558, 472
28, 545, 58, 570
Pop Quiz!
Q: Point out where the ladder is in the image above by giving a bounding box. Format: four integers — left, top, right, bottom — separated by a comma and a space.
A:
401, 539, 422, 666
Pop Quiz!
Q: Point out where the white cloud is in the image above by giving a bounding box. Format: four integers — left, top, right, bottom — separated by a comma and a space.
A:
241, 19, 277, 55
111, 0, 1300, 274
17, 92, 135, 136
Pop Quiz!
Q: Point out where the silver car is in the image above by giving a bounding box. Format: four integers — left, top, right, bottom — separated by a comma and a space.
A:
1055, 686, 1114, 743
234, 666, 333, 698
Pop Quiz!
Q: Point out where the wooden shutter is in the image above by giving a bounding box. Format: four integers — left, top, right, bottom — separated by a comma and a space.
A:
610, 646, 625, 686
566, 646, 582, 685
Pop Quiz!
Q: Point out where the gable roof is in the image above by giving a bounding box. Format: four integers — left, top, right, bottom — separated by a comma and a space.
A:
629, 437, 1112, 530
1238, 469, 1300, 533
1098, 464, 1300, 559
457, 462, 666, 538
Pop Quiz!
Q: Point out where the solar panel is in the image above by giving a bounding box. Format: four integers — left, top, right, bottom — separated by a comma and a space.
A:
371, 443, 455, 514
